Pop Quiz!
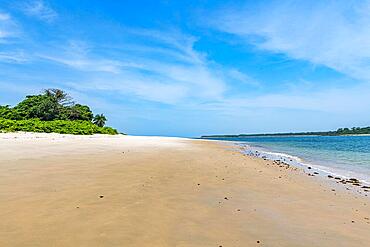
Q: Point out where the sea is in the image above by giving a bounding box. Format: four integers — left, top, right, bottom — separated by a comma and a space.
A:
203, 135, 370, 185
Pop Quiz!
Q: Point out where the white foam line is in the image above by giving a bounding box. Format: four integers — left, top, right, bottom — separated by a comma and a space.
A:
237, 142, 370, 185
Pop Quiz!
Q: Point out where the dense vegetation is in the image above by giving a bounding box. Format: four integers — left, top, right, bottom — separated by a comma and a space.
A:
202, 127, 370, 138
0, 119, 117, 135
0, 89, 118, 135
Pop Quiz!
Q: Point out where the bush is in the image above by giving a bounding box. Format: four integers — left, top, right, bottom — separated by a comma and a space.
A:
0, 118, 118, 135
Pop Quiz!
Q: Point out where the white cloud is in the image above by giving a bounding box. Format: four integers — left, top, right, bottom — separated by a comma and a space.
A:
68, 75, 189, 105
210, 0, 370, 81
21, 0, 57, 22
40, 54, 125, 74
0, 51, 29, 63
0, 12, 18, 42
227, 68, 260, 87
201, 82, 370, 117
37, 29, 228, 104
38, 40, 126, 73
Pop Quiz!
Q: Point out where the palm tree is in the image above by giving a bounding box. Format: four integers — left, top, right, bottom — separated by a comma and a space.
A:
93, 114, 107, 127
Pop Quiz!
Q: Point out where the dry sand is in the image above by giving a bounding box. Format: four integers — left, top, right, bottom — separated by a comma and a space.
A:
0, 133, 369, 247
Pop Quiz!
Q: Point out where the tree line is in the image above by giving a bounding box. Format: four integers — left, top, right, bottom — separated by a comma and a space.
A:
201, 127, 370, 138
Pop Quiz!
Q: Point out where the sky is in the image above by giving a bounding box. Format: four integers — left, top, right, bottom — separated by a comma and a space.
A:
1, 0, 370, 137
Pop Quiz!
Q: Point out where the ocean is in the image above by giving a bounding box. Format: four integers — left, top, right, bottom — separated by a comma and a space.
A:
204, 135, 370, 184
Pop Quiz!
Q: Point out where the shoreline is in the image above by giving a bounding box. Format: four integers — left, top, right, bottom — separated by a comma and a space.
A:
204, 137, 370, 188
211, 139, 370, 198
236, 142, 370, 187
0, 133, 369, 246
236, 143, 370, 195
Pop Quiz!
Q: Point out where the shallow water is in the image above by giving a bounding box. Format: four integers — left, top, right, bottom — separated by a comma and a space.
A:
204, 136, 370, 184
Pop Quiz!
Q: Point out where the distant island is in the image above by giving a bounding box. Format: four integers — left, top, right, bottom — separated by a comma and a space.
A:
0, 89, 118, 135
201, 127, 370, 138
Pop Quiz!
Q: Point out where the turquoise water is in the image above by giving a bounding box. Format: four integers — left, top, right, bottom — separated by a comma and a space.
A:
204, 136, 370, 184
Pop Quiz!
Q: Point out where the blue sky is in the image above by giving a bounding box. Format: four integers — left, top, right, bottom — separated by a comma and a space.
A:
1, 0, 370, 137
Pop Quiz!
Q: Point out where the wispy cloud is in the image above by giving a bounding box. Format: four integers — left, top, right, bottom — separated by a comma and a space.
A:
37, 40, 128, 73
223, 85, 370, 114
0, 11, 19, 42
21, 0, 57, 22
0, 51, 29, 63
227, 68, 260, 87
39, 55, 125, 74
36, 29, 228, 104
209, 0, 370, 81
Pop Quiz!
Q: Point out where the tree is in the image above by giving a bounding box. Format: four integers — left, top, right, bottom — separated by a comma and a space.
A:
93, 114, 107, 127
13, 94, 60, 120
33, 96, 61, 121
13, 89, 76, 121
1, 89, 112, 126
62, 104, 94, 121
44, 88, 73, 106
0, 105, 18, 119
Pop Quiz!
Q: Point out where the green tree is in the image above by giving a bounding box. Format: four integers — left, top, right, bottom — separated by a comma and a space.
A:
62, 104, 94, 121
44, 88, 73, 106
13, 89, 74, 121
93, 114, 107, 127
13, 94, 60, 120
0, 105, 19, 119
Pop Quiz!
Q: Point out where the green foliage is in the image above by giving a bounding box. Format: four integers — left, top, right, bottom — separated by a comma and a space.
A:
93, 113, 107, 127
336, 127, 370, 135
3, 89, 94, 122
0, 88, 119, 135
43, 88, 73, 106
0, 105, 21, 120
14, 95, 60, 120
61, 104, 94, 121
0, 119, 118, 135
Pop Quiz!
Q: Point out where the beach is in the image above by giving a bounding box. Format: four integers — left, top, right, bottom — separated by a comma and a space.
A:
207, 135, 370, 185
0, 133, 369, 247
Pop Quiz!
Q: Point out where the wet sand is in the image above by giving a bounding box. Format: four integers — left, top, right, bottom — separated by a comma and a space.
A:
0, 133, 369, 246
